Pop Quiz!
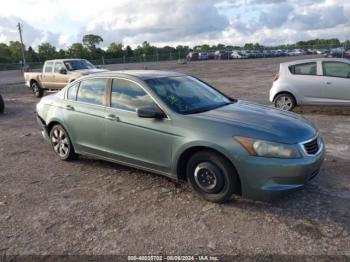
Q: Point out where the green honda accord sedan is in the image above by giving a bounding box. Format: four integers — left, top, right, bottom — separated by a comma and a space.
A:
36, 70, 325, 202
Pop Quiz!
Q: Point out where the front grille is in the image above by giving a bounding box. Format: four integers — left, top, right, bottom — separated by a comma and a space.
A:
303, 137, 319, 155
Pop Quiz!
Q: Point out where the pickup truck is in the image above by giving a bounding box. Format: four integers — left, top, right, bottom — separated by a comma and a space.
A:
24, 59, 107, 97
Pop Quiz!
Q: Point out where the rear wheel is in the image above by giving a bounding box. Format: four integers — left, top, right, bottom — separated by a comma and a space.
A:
0, 94, 4, 114
186, 151, 239, 203
31, 81, 44, 98
49, 124, 76, 161
274, 93, 296, 111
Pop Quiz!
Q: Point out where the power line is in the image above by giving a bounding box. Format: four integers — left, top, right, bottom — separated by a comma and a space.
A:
17, 22, 26, 68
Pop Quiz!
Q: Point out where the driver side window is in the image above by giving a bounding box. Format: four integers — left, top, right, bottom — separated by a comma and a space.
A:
54, 62, 65, 73
110, 79, 154, 112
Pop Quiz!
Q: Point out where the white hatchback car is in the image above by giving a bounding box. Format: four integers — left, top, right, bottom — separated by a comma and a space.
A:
270, 58, 350, 111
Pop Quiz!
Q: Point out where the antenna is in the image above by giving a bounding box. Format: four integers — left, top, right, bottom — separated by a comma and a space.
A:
17, 22, 26, 68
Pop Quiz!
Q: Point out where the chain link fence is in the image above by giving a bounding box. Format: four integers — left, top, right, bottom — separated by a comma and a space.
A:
0, 45, 348, 71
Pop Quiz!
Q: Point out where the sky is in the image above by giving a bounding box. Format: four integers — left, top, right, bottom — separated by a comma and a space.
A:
0, 0, 349, 49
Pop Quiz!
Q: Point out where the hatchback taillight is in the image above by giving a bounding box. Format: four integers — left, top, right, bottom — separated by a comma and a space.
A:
273, 73, 279, 82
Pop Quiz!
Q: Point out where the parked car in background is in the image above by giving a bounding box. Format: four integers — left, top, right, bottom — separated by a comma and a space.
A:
36, 70, 324, 202
231, 51, 248, 59
0, 93, 4, 114
198, 52, 209, 60
24, 59, 107, 98
324, 48, 346, 58
214, 50, 229, 60
186, 52, 199, 61
316, 49, 326, 55
270, 58, 350, 111
207, 52, 215, 60
345, 50, 350, 59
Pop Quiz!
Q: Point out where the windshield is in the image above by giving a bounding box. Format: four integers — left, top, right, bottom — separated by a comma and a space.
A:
145, 76, 231, 114
64, 60, 96, 71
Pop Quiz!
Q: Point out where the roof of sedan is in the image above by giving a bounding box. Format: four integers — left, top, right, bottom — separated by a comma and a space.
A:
93, 70, 186, 80
281, 57, 350, 66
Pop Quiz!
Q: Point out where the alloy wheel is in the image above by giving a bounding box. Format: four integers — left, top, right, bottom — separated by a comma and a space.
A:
276, 95, 293, 111
51, 127, 69, 158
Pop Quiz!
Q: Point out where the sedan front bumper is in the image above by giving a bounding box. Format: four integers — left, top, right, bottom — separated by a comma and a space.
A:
234, 145, 325, 201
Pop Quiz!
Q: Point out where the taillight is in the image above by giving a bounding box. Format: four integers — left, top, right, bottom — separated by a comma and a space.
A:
273, 73, 279, 81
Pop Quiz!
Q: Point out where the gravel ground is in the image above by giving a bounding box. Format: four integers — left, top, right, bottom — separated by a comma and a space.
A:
0, 56, 349, 258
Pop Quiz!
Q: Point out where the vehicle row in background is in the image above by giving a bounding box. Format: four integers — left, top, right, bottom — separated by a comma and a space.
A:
187, 48, 350, 61
270, 58, 350, 111
24, 59, 107, 98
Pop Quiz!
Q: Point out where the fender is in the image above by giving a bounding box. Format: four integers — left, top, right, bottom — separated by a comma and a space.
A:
272, 85, 302, 105
172, 140, 238, 177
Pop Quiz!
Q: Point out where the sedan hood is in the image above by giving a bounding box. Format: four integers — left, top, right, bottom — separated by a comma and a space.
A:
71, 68, 108, 75
193, 100, 316, 144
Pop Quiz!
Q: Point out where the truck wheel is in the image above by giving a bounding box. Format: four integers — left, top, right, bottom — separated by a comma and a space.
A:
31, 81, 44, 98
0, 94, 4, 114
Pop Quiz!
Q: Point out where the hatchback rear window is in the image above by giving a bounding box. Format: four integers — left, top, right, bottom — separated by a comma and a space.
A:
289, 62, 317, 75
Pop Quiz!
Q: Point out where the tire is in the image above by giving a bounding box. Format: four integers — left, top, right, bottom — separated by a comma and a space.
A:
273, 93, 296, 111
0, 94, 4, 114
31, 81, 44, 98
186, 151, 239, 203
49, 124, 77, 161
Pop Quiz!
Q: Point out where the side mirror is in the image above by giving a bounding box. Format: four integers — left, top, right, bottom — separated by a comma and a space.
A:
137, 105, 166, 119
96, 65, 102, 69
59, 68, 67, 74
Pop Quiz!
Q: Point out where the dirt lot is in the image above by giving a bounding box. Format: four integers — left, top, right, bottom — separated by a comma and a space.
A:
0, 56, 349, 257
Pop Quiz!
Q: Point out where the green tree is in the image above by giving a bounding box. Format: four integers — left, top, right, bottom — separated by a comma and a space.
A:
243, 43, 254, 50
8, 41, 24, 62
217, 43, 226, 50
141, 41, 154, 56
82, 34, 103, 59
124, 45, 133, 57
57, 49, 66, 59
200, 44, 210, 52
67, 43, 90, 58
106, 42, 124, 58
0, 43, 12, 63
38, 42, 57, 61
26, 46, 39, 62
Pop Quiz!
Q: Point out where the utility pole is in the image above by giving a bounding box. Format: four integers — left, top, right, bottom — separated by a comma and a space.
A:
17, 22, 26, 68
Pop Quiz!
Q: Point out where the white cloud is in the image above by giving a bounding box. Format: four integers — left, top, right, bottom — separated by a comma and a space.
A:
0, 0, 349, 48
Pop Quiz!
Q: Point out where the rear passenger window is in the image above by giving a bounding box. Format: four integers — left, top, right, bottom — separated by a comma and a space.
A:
76, 79, 106, 106
67, 82, 79, 101
44, 62, 53, 73
111, 79, 154, 111
323, 62, 350, 78
289, 62, 317, 75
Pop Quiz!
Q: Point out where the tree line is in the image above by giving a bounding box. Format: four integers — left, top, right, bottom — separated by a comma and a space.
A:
0, 34, 348, 64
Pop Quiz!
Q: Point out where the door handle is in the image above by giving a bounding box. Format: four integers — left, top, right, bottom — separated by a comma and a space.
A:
65, 105, 74, 110
325, 81, 332, 85
105, 114, 120, 121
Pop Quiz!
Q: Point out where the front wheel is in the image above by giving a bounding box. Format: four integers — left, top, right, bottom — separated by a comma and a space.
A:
31, 81, 44, 98
273, 93, 296, 111
186, 151, 239, 203
49, 124, 77, 161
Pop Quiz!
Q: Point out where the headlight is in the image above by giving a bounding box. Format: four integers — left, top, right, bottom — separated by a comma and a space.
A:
234, 136, 301, 158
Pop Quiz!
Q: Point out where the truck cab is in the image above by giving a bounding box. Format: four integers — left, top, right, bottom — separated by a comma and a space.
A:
24, 59, 107, 97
